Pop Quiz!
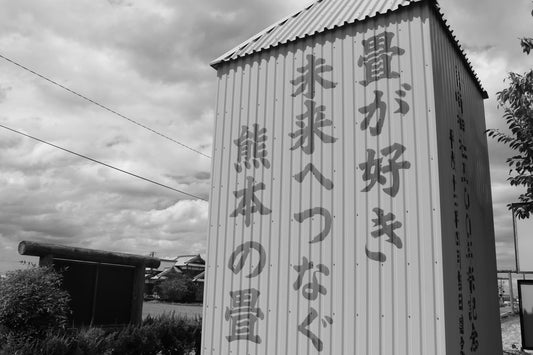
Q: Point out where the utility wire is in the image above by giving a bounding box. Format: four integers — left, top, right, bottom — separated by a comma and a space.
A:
0, 123, 207, 201
0, 53, 211, 159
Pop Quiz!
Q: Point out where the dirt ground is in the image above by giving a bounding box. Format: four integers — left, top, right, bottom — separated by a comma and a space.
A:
501, 314, 531, 355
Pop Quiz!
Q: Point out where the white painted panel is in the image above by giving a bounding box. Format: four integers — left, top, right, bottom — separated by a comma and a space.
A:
515, 217, 533, 272
518, 281, 533, 349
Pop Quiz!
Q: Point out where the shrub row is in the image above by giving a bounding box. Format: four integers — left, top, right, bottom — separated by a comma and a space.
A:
0, 267, 201, 355
154, 275, 197, 303
0, 266, 71, 339
0, 313, 202, 355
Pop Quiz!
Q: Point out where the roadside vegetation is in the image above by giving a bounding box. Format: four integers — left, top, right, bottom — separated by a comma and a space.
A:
0, 267, 201, 355
153, 274, 197, 303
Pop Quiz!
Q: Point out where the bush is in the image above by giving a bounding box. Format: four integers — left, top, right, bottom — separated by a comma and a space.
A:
1, 313, 202, 355
143, 314, 201, 355
103, 323, 159, 355
155, 275, 197, 303
0, 267, 201, 355
0, 331, 78, 355
76, 327, 110, 355
0, 267, 71, 340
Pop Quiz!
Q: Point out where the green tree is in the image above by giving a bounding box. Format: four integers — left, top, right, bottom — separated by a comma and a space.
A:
154, 274, 196, 303
487, 10, 533, 218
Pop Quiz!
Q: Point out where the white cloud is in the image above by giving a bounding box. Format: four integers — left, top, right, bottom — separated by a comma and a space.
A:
0, 0, 530, 273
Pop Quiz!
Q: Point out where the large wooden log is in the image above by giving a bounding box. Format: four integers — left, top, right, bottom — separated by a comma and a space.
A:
18, 240, 160, 268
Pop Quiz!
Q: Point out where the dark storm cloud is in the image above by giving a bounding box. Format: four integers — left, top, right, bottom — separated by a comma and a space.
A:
194, 171, 211, 180
166, 173, 210, 186
0, 132, 22, 149
104, 135, 130, 148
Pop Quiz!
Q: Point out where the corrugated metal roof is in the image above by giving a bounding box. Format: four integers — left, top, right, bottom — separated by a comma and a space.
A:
174, 254, 204, 267
192, 271, 205, 282
210, 0, 487, 98
150, 266, 182, 280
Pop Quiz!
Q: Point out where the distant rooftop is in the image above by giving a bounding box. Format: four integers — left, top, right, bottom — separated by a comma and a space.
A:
175, 255, 204, 267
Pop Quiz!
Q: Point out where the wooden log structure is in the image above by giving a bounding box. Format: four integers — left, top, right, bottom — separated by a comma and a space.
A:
18, 240, 160, 268
18, 240, 161, 326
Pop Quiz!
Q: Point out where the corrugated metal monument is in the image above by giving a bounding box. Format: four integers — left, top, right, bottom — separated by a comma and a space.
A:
202, 0, 502, 354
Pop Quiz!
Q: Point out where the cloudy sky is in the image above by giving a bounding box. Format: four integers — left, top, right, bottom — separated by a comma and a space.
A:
0, 0, 531, 274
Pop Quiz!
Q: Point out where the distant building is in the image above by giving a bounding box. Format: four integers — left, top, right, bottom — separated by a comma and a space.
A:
145, 254, 205, 302
174, 255, 205, 278
192, 270, 205, 302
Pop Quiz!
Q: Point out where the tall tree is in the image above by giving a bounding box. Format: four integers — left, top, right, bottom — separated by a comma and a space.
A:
487, 9, 533, 218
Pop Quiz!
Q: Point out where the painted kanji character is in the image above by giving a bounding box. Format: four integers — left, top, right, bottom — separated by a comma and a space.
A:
359, 85, 411, 136
380, 143, 411, 196
464, 187, 470, 209
291, 54, 337, 98
394, 83, 412, 114
293, 163, 333, 190
467, 265, 476, 293
358, 31, 405, 86
468, 295, 478, 321
294, 207, 332, 243
469, 322, 479, 352
359, 90, 387, 136
230, 176, 271, 227
289, 100, 337, 155
359, 143, 411, 197
450, 129, 456, 170
234, 124, 270, 173
225, 289, 264, 343
228, 241, 266, 278
458, 138, 467, 160
455, 89, 464, 115
293, 256, 330, 300
365, 207, 403, 262
466, 240, 473, 259
297, 307, 333, 352
457, 114, 465, 131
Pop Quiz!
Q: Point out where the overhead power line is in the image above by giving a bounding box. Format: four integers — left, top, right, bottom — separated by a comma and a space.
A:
0, 123, 207, 201
0, 53, 211, 159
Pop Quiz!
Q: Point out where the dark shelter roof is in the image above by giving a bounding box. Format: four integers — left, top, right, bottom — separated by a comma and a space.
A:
211, 0, 487, 98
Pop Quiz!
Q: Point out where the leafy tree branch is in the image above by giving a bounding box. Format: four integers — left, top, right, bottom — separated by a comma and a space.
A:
487, 9, 533, 218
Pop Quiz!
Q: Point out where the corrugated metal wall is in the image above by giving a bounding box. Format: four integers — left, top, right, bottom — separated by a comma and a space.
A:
202, 2, 499, 354
430, 6, 502, 355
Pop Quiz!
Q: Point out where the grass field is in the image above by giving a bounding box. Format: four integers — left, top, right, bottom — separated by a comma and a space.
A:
142, 301, 203, 319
